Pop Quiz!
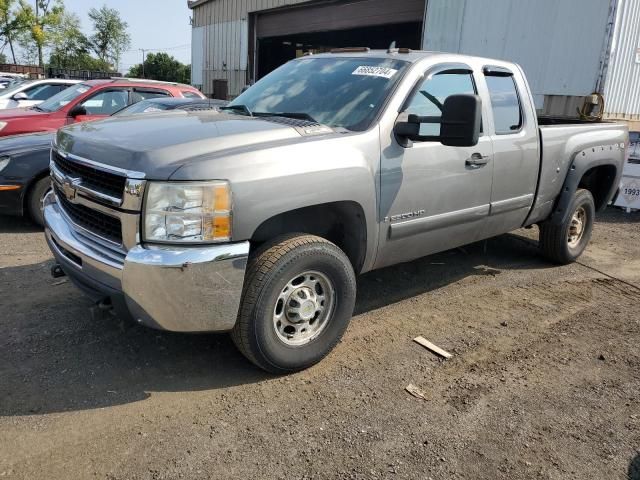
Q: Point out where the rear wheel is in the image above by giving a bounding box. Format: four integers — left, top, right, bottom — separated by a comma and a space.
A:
539, 188, 595, 264
27, 177, 52, 228
231, 234, 356, 373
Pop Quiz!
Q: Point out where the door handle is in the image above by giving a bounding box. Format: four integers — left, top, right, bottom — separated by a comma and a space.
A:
465, 153, 489, 168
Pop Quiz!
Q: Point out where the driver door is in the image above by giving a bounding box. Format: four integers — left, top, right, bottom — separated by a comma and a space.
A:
376, 66, 494, 268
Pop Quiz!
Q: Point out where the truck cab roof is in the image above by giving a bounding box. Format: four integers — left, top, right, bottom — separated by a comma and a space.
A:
308, 48, 518, 68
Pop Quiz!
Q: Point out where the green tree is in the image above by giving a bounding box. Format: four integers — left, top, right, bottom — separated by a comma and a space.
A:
127, 52, 190, 84
47, 11, 110, 70
16, 0, 64, 67
88, 5, 130, 70
0, 0, 22, 63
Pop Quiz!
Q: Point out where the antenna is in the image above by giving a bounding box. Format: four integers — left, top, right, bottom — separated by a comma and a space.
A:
387, 41, 397, 53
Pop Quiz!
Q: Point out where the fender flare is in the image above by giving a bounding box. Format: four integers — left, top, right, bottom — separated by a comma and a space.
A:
548, 155, 620, 226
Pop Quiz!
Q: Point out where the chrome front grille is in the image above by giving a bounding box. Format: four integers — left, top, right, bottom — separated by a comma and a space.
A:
49, 147, 146, 253
50, 148, 146, 211
54, 184, 123, 244
52, 150, 127, 201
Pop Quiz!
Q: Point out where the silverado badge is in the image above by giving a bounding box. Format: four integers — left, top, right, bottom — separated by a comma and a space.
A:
62, 178, 79, 201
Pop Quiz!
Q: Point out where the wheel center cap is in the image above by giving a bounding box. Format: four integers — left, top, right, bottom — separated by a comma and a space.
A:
571, 219, 583, 237
299, 300, 316, 320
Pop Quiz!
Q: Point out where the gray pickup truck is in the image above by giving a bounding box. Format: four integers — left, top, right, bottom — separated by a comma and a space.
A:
44, 49, 627, 373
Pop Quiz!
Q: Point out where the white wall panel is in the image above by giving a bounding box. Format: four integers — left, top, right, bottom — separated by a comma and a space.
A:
423, 0, 613, 99
604, 0, 640, 119
205, 20, 248, 72
191, 26, 205, 86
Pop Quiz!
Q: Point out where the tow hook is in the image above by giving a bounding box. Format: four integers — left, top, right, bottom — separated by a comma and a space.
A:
90, 297, 115, 321
97, 297, 113, 311
51, 263, 66, 278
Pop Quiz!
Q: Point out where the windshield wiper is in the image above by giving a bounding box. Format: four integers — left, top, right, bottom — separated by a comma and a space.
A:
32, 105, 45, 112
219, 104, 253, 117
253, 112, 319, 123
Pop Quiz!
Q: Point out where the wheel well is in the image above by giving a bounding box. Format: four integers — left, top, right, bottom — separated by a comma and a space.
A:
578, 165, 617, 211
251, 202, 368, 273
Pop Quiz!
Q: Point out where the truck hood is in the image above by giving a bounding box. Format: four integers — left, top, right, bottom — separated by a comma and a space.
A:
55, 111, 328, 179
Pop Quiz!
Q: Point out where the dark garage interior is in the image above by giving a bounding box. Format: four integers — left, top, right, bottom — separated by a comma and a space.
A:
252, 0, 426, 81
256, 22, 423, 79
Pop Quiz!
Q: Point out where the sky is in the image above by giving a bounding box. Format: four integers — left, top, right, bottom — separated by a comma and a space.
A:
54, 0, 193, 73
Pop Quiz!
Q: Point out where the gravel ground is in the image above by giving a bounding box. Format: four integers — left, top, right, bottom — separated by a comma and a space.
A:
0, 209, 639, 480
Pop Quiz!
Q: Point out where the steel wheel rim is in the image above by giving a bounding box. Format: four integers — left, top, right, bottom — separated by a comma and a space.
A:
568, 206, 587, 248
273, 270, 335, 346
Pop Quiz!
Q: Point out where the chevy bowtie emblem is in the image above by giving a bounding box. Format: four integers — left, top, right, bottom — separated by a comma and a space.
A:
62, 178, 79, 201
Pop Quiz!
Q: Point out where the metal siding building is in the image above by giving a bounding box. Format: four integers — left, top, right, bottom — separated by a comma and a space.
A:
191, 0, 311, 97
422, 0, 615, 111
190, 0, 640, 125
603, 0, 640, 122
190, 0, 426, 97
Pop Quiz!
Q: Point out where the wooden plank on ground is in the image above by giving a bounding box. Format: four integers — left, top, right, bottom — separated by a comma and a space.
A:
413, 336, 453, 359
405, 383, 428, 401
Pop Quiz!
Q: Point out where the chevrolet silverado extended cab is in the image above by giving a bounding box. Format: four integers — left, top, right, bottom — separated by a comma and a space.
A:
43, 50, 627, 373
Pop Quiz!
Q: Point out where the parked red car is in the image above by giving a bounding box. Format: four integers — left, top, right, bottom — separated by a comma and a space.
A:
0, 78, 205, 137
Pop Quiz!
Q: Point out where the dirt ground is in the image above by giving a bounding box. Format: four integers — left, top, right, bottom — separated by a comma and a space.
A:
1, 208, 639, 480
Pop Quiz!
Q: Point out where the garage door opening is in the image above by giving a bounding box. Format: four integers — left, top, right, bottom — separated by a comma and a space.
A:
250, 0, 426, 83
256, 21, 422, 79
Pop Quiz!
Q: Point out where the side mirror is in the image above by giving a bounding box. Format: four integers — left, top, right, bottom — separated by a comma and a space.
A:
439, 94, 482, 147
68, 105, 87, 118
393, 114, 420, 148
394, 94, 482, 148
12, 92, 28, 101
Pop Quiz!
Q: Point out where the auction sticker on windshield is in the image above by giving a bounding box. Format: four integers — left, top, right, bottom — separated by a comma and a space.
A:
352, 66, 398, 79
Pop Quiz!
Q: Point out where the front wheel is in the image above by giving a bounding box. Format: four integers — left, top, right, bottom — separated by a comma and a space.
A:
231, 234, 356, 374
539, 188, 595, 264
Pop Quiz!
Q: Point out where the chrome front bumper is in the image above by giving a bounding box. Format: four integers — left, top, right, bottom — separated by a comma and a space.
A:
43, 191, 249, 332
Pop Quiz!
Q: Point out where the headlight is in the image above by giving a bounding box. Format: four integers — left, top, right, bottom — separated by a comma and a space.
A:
143, 181, 232, 243
0, 156, 9, 173
0, 122, 7, 132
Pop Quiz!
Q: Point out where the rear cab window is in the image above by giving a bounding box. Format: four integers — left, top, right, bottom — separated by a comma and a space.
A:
132, 88, 172, 103
483, 67, 523, 134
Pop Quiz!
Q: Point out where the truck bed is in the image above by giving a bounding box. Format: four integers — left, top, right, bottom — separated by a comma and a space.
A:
526, 120, 627, 225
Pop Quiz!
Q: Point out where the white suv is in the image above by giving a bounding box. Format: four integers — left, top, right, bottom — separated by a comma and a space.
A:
0, 79, 80, 110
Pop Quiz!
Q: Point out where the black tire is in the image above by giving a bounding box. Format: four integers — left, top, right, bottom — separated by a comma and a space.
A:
231, 234, 357, 374
539, 188, 595, 265
27, 177, 52, 228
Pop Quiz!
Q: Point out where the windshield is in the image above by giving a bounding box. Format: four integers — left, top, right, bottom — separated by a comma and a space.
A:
37, 83, 91, 112
228, 57, 409, 131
